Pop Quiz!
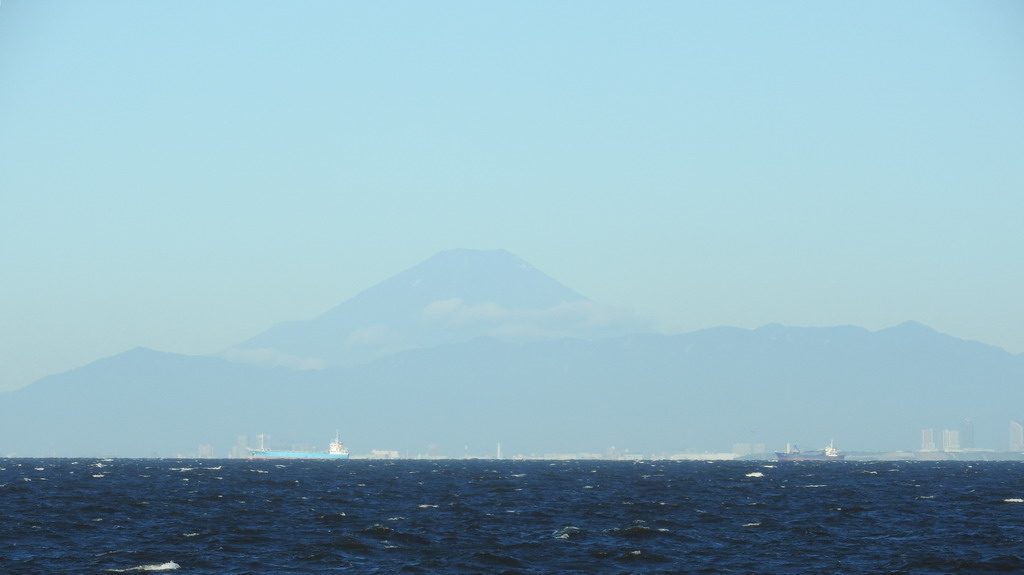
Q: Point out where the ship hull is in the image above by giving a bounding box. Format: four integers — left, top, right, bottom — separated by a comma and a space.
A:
775, 453, 845, 462
247, 450, 349, 460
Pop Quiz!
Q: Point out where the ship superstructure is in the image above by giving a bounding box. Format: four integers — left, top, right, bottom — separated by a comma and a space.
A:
775, 440, 845, 462
247, 433, 350, 460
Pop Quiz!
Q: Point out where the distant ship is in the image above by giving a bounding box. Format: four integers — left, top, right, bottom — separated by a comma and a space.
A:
775, 441, 845, 462
247, 433, 350, 460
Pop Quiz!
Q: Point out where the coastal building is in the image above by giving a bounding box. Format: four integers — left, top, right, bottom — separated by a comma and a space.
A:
1010, 421, 1024, 452
920, 428, 936, 451
732, 443, 766, 456
941, 429, 960, 451
230, 435, 250, 459
960, 418, 975, 449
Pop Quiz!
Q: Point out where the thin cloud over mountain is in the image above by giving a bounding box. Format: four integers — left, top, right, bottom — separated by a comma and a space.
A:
223, 249, 654, 369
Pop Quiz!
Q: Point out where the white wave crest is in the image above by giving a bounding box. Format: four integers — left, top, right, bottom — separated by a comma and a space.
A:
108, 561, 180, 572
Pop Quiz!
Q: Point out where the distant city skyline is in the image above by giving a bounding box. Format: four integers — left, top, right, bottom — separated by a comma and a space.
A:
2, 1, 1022, 392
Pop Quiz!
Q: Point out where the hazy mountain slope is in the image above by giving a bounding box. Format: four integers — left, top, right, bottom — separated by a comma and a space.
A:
222, 248, 643, 369
333, 322, 1023, 456
3, 323, 1020, 457
4, 250, 1020, 458
0, 348, 332, 457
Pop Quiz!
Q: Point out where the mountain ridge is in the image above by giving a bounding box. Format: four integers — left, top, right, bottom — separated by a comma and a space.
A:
2, 249, 1020, 457
3, 321, 1020, 457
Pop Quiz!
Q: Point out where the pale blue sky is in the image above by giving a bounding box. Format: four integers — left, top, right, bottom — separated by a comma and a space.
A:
2, 1, 1022, 391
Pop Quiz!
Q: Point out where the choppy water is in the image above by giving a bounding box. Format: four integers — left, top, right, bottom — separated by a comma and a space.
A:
3, 458, 1023, 573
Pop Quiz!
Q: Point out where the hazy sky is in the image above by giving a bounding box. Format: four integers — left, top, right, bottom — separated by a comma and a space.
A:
2, 1, 1022, 392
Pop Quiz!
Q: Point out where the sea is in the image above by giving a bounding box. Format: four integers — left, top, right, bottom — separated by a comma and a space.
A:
3, 458, 1023, 574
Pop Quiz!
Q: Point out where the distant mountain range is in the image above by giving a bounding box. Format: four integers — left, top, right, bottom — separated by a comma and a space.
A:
2, 249, 1022, 458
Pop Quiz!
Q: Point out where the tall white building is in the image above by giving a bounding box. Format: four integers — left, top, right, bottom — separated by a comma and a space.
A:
921, 428, 936, 451
960, 418, 975, 449
1010, 421, 1024, 452
941, 429, 960, 451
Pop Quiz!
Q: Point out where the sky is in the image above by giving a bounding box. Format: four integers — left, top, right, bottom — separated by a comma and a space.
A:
2, 1, 1022, 392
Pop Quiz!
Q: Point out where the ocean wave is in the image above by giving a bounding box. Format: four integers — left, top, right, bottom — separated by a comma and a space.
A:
107, 561, 180, 572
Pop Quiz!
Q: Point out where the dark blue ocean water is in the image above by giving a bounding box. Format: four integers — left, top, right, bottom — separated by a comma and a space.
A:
2, 459, 1023, 574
